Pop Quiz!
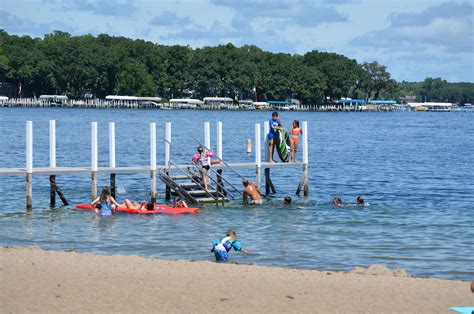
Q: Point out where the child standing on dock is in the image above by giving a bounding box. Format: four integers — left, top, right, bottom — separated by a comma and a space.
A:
290, 120, 302, 162
211, 229, 248, 262
91, 186, 119, 216
268, 112, 283, 163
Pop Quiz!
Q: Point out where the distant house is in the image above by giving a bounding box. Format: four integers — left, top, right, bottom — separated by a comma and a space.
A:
400, 95, 417, 104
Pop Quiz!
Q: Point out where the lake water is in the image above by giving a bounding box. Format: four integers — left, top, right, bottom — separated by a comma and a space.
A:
0, 108, 473, 280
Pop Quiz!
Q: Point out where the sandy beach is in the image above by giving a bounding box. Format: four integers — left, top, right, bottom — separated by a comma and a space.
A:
0, 247, 472, 313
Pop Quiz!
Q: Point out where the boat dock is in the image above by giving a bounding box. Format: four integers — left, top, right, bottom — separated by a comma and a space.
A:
0, 120, 309, 210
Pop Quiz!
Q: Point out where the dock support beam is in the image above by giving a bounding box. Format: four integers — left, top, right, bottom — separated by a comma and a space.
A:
255, 123, 261, 189
150, 123, 157, 205
165, 122, 171, 201
26, 121, 33, 211
91, 122, 98, 200
109, 122, 116, 198
296, 121, 309, 196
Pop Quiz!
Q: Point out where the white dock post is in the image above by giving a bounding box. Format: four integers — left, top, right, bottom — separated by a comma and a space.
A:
150, 122, 157, 204
204, 121, 211, 165
296, 121, 309, 196
302, 120, 309, 196
263, 120, 275, 195
165, 122, 172, 201
91, 122, 98, 200
217, 122, 222, 159
109, 122, 116, 198
49, 120, 56, 207
263, 121, 269, 162
50, 120, 56, 168
255, 123, 261, 189
26, 121, 33, 211
165, 122, 171, 167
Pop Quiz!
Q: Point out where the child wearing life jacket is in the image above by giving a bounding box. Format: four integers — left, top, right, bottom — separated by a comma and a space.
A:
211, 229, 248, 262
91, 186, 119, 216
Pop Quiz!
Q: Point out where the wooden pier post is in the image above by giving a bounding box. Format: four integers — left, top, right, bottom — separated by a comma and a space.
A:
165, 122, 171, 201
255, 123, 261, 189
26, 121, 33, 211
109, 122, 116, 198
150, 122, 157, 205
296, 121, 309, 196
91, 122, 98, 200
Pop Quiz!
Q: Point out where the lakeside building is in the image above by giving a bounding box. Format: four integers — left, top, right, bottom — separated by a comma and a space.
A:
0, 96, 8, 105
407, 102, 453, 112
169, 98, 203, 109
203, 97, 234, 109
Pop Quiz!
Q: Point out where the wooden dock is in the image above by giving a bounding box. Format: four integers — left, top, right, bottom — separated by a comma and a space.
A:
0, 120, 309, 210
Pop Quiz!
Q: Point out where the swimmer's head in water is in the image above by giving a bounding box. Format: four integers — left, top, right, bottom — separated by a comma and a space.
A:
197, 146, 203, 153
226, 229, 236, 237
284, 196, 292, 204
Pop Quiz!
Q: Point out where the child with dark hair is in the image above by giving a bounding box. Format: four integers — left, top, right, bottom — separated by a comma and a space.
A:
91, 186, 119, 216
290, 120, 302, 162
211, 229, 248, 262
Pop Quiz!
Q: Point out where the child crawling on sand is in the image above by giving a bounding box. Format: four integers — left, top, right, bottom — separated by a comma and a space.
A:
211, 229, 248, 262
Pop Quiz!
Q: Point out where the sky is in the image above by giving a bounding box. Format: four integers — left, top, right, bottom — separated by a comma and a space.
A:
0, 0, 473, 82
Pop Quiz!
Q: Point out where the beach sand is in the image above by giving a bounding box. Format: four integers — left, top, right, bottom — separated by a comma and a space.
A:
0, 247, 472, 313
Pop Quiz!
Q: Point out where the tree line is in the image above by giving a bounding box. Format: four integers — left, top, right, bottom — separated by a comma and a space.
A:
0, 30, 472, 105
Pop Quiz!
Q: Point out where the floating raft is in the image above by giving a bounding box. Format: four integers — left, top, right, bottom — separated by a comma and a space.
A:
75, 204, 199, 215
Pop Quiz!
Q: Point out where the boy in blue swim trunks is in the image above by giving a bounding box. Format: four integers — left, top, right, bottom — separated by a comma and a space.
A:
211, 229, 248, 262
268, 112, 283, 162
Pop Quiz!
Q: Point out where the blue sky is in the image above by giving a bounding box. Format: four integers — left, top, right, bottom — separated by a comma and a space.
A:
1, 0, 473, 82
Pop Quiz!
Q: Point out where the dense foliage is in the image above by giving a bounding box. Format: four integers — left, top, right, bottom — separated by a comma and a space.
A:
0, 30, 472, 105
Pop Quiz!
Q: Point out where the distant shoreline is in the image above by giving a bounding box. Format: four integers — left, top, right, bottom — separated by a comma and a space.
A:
0, 246, 471, 313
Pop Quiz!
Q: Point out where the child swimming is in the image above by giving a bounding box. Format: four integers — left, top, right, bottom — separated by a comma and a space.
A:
211, 229, 248, 262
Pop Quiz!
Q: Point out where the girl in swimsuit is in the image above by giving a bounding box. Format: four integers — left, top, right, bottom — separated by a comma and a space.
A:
91, 186, 119, 216
290, 120, 302, 162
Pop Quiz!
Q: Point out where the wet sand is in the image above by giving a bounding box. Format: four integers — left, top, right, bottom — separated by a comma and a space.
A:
0, 247, 472, 313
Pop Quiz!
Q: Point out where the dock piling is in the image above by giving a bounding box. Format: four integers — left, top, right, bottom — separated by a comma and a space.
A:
150, 122, 157, 205
263, 121, 275, 195
26, 121, 33, 211
91, 122, 98, 199
109, 122, 116, 198
48, 120, 68, 207
296, 121, 309, 196
217, 122, 222, 159
255, 123, 261, 189
165, 122, 171, 201
49, 120, 56, 207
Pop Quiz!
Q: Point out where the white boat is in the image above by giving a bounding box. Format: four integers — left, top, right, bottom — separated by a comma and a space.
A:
169, 98, 203, 109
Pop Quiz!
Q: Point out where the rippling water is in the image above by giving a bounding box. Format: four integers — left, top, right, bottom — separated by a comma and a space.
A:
0, 108, 473, 280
